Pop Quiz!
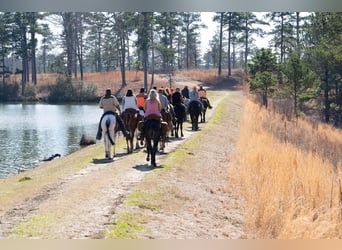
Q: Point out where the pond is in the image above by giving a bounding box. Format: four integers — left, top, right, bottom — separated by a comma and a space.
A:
0, 103, 102, 179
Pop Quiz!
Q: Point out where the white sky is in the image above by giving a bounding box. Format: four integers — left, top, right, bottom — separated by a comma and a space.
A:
199, 12, 271, 54
40, 12, 271, 57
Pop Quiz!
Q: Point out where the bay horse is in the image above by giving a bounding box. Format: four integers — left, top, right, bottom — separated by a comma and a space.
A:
173, 103, 186, 138
188, 100, 202, 131
101, 113, 117, 159
200, 97, 210, 123
143, 115, 162, 167
121, 108, 143, 153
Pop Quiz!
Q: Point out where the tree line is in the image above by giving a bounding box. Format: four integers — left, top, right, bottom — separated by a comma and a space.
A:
248, 13, 342, 126
0, 12, 341, 126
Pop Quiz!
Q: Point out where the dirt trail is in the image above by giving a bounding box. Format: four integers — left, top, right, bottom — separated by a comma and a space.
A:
0, 83, 246, 239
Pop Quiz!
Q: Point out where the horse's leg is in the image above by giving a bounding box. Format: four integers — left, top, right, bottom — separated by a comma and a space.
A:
146, 139, 151, 162
101, 122, 109, 158
151, 135, 159, 167
175, 121, 179, 138
180, 121, 184, 137
190, 114, 195, 131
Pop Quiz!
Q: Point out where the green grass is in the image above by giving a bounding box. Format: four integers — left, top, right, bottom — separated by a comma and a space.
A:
105, 213, 146, 239
10, 213, 57, 238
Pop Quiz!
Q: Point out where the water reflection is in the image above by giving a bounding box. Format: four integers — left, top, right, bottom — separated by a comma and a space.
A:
0, 103, 100, 179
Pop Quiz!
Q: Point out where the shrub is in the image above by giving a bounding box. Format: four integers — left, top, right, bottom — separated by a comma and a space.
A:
0, 81, 19, 101
47, 76, 97, 103
23, 83, 37, 101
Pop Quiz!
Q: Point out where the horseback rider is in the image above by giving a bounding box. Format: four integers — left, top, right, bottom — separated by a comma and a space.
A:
171, 87, 183, 105
139, 89, 162, 143
136, 87, 147, 111
187, 85, 204, 113
122, 88, 139, 114
158, 87, 176, 126
198, 85, 213, 109
96, 88, 131, 140
181, 85, 190, 99
158, 88, 169, 112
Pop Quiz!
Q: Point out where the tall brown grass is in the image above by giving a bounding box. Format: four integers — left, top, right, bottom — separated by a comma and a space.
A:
232, 97, 342, 239
179, 68, 246, 85
10, 69, 236, 99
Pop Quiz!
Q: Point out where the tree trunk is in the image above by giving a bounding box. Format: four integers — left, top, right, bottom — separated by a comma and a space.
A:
227, 13, 232, 77
244, 14, 248, 73
30, 31, 37, 85
150, 13, 155, 88
120, 36, 126, 87
21, 25, 28, 95
218, 12, 223, 76
324, 68, 330, 123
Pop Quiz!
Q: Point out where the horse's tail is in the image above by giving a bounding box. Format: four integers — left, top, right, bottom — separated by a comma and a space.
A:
106, 118, 115, 145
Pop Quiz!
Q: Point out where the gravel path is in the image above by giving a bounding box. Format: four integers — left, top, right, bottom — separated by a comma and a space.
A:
0, 84, 247, 239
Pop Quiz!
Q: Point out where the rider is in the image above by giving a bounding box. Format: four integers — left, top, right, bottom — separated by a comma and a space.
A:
96, 88, 131, 140
198, 85, 213, 109
181, 85, 190, 99
139, 89, 162, 143
187, 85, 204, 113
158, 88, 170, 112
136, 87, 147, 110
158, 87, 176, 125
122, 88, 139, 113
171, 87, 183, 105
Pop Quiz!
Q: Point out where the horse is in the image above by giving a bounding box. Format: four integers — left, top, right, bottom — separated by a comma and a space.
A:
143, 115, 162, 167
121, 108, 143, 153
173, 103, 186, 138
161, 106, 175, 138
101, 113, 117, 159
188, 100, 202, 131
200, 97, 211, 123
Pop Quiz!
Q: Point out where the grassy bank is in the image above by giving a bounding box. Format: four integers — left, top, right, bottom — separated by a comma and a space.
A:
232, 98, 342, 239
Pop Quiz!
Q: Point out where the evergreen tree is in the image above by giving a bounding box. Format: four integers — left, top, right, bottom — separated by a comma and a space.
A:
306, 12, 342, 124
283, 51, 318, 116
248, 48, 278, 108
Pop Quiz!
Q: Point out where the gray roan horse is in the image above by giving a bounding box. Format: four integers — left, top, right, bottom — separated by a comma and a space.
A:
101, 113, 116, 159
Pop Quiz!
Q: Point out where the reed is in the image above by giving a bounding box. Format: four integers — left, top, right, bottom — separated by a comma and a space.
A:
232, 97, 342, 239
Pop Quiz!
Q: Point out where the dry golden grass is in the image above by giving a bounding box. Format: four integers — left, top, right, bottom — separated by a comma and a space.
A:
179, 68, 246, 85
10, 71, 167, 98
231, 97, 342, 239
9, 69, 240, 99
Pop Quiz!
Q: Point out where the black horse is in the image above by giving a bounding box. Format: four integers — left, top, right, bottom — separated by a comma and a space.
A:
200, 97, 211, 123
188, 100, 202, 131
173, 103, 186, 138
144, 117, 161, 167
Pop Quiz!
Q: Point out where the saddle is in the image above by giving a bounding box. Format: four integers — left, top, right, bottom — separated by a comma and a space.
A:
145, 114, 162, 121
137, 114, 166, 133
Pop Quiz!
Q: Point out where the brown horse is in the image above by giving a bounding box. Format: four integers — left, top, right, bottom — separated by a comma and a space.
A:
121, 108, 143, 153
